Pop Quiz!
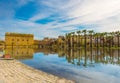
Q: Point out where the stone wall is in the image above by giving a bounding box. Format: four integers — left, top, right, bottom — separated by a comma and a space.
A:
5, 32, 34, 46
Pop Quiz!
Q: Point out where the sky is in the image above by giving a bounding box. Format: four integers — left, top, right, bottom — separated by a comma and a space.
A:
0, 0, 120, 40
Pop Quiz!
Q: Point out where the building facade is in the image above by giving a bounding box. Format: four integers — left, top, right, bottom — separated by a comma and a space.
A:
5, 32, 34, 46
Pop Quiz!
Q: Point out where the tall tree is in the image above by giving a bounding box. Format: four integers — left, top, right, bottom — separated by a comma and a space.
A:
82, 30, 87, 48
115, 31, 120, 47
68, 33, 72, 48
99, 33, 103, 47
88, 30, 94, 48
70, 32, 74, 47
94, 33, 99, 48
65, 33, 69, 48
109, 32, 114, 47
72, 32, 75, 48
104, 32, 108, 47
76, 31, 81, 47
102, 32, 106, 48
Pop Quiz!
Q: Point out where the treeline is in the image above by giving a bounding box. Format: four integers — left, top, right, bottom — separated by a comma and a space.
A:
64, 30, 120, 48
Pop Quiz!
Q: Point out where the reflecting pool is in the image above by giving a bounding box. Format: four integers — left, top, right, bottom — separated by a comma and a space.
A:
5, 48, 120, 83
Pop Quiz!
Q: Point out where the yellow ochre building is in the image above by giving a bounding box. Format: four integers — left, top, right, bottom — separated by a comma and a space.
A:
5, 32, 34, 46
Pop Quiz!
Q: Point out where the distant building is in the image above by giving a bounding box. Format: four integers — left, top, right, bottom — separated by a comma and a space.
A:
5, 32, 34, 46
57, 36, 65, 44
43, 37, 49, 41
0, 40, 5, 49
58, 36, 64, 39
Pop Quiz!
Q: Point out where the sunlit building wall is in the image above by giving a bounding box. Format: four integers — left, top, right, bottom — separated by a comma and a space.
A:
5, 32, 34, 46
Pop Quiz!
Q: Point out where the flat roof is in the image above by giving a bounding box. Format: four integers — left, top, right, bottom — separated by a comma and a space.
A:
5, 32, 34, 37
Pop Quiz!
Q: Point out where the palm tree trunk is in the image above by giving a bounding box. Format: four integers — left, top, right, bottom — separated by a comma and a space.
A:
118, 35, 119, 47
90, 34, 92, 48
97, 35, 98, 48
85, 34, 86, 48
70, 35, 72, 48
103, 37, 104, 48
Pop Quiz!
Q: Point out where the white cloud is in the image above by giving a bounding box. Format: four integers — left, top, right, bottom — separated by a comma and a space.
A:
1, 0, 120, 39
0, 19, 64, 40
30, 0, 120, 33
69, 0, 120, 31
17, 0, 33, 6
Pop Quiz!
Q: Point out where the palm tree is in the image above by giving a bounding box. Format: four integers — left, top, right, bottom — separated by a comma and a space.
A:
109, 32, 115, 47
82, 30, 87, 48
99, 33, 102, 47
67, 33, 72, 48
65, 33, 69, 48
104, 32, 108, 47
94, 33, 100, 48
76, 31, 81, 47
75, 32, 78, 47
88, 30, 94, 48
70, 32, 74, 47
115, 31, 120, 47
101, 32, 107, 48
69, 33, 72, 48
107, 32, 113, 48
97, 33, 101, 47
107, 35, 112, 48
93, 33, 97, 47
75, 34, 78, 47
72, 32, 75, 48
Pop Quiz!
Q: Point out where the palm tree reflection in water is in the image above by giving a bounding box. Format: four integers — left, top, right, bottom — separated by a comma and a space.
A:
60, 48, 120, 67
33, 48, 120, 67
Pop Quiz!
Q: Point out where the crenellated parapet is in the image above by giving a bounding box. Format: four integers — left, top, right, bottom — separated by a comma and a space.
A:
5, 32, 33, 37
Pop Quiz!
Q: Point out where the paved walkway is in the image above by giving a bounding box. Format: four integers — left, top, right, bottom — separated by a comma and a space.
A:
0, 60, 75, 83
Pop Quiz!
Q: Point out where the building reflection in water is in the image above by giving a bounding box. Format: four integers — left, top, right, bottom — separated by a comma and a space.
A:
5, 48, 34, 60
4, 47, 120, 66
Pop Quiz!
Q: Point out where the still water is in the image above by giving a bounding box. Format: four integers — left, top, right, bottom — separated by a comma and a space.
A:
5, 48, 120, 83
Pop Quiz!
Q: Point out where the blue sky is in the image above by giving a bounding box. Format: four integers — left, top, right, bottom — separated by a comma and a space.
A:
0, 0, 120, 40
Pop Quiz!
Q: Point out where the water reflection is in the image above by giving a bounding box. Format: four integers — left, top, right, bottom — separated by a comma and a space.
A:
4, 48, 120, 66
5, 48, 34, 60
33, 48, 120, 66
4, 48, 120, 83
64, 48, 120, 66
